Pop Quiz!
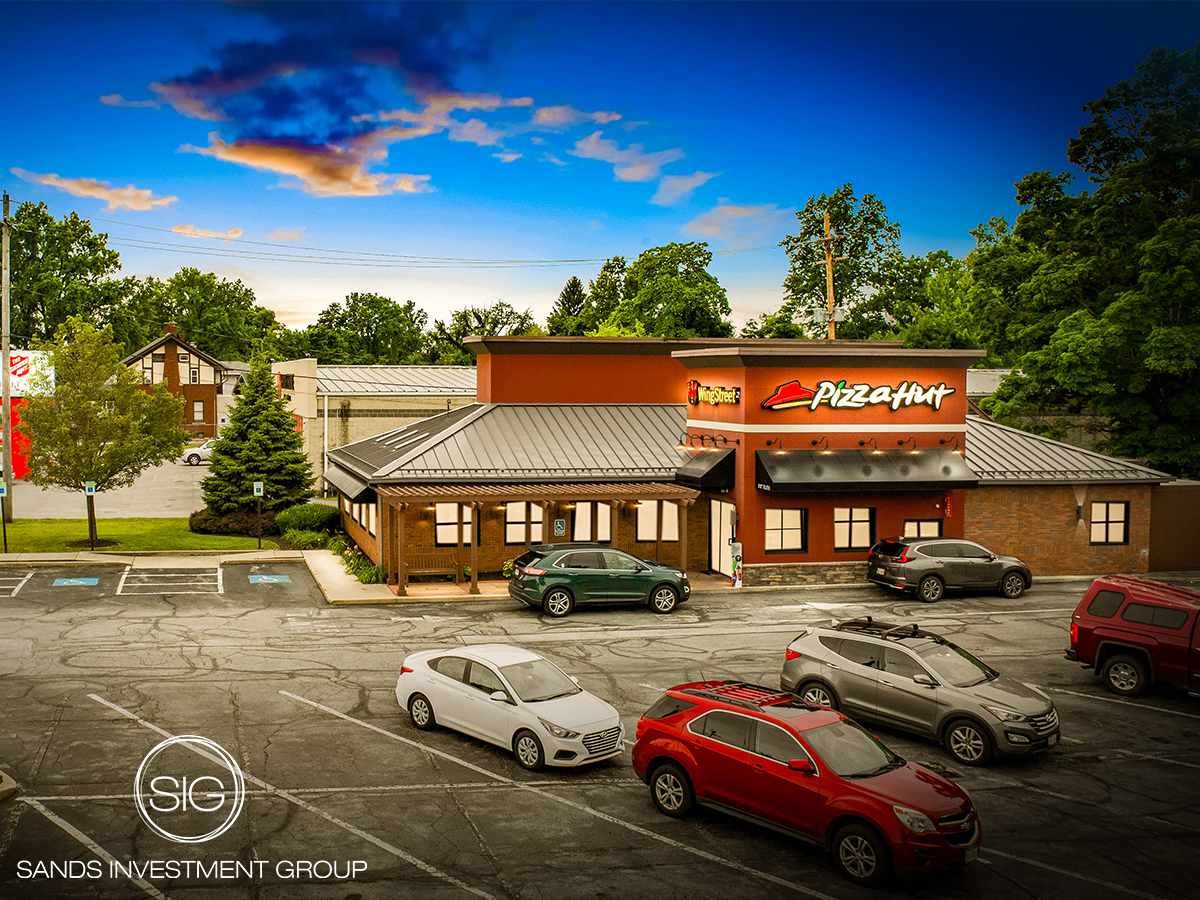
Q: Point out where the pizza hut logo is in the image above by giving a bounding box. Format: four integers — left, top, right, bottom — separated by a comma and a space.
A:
762, 379, 956, 412
10, 355, 29, 378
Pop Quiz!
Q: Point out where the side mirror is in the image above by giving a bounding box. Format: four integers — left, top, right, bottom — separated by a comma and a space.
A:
570, 676, 580, 684
489, 690, 510, 704
913, 674, 938, 687
787, 759, 815, 774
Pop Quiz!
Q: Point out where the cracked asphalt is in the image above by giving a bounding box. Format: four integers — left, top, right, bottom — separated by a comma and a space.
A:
1, 563, 1198, 900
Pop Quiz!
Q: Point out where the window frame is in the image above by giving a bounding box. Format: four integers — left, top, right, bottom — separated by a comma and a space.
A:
505, 501, 544, 545
764, 507, 807, 553
903, 519, 942, 538
833, 507, 875, 551
435, 503, 476, 547
1090, 501, 1130, 545
636, 500, 679, 543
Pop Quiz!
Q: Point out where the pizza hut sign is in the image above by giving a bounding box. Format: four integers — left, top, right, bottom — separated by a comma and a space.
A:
762, 378, 956, 412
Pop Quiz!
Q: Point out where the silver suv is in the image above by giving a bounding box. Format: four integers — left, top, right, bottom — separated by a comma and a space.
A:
868, 536, 1031, 603
780, 618, 1059, 766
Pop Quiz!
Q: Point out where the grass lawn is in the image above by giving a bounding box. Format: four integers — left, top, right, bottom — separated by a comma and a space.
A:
0, 519, 279, 553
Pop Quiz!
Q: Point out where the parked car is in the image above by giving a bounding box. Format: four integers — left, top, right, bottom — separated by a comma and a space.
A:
182, 439, 217, 466
395, 643, 623, 770
1065, 575, 1200, 697
632, 680, 980, 887
509, 542, 690, 618
780, 618, 1059, 766
867, 536, 1031, 602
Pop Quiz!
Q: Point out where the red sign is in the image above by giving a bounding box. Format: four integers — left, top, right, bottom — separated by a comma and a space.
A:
945, 495, 952, 518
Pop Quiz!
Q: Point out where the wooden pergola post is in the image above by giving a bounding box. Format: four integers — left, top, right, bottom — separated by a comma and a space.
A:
469, 501, 480, 594
395, 503, 408, 596
680, 499, 692, 572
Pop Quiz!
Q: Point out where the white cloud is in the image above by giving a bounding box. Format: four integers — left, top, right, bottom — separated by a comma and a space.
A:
569, 131, 684, 182
99, 94, 159, 109
266, 227, 306, 240
493, 152, 522, 163
684, 202, 794, 245
533, 105, 622, 128
651, 171, 720, 206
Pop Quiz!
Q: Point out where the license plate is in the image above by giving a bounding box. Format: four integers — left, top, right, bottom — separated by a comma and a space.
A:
965, 847, 979, 864
1048, 733, 1059, 747
873, 566, 885, 575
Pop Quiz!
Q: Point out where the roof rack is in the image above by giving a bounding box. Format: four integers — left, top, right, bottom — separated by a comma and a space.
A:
835, 616, 900, 634
678, 681, 799, 711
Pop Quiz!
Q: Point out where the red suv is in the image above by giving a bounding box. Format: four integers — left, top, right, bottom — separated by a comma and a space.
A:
1066, 575, 1200, 697
632, 681, 980, 887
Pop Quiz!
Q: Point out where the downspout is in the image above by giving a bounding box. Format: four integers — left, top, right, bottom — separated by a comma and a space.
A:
323, 393, 329, 497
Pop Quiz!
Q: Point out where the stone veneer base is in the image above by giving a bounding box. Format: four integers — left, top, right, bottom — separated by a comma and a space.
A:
742, 561, 869, 587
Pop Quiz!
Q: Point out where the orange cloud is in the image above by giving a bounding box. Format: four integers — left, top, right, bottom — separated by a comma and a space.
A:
172, 224, 244, 240
181, 133, 432, 197
11, 168, 177, 211
570, 132, 684, 182
684, 202, 793, 244
266, 227, 306, 240
150, 62, 304, 121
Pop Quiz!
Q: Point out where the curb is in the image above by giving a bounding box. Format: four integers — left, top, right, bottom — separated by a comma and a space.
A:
0, 769, 18, 803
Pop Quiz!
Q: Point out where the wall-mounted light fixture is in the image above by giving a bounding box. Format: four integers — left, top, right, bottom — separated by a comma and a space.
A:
858, 438, 878, 449
810, 436, 829, 450
897, 437, 916, 449
1077, 504, 1084, 521
695, 432, 740, 448
675, 431, 697, 450
939, 437, 961, 451
765, 437, 786, 453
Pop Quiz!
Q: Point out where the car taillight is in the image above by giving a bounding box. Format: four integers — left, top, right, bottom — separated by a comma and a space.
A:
1070, 622, 1078, 645
635, 719, 648, 741
785, 648, 802, 661
400, 665, 413, 675
897, 548, 913, 563
523, 566, 547, 576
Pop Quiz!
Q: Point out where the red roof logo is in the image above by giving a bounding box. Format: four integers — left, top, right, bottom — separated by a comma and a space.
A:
761, 380, 816, 410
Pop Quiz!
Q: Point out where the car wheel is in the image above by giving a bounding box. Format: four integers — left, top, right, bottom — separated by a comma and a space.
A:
799, 682, 839, 710
944, 718, 993, 766
917, 574, 944, 603
408, 693, 436, 730
513, 729, 545, 770
542, 588, 574, 618
650, 763, 694, 818
186, 454, 200, 466
832, 823, 892, 887
649, 585, 678, 614
1101, 654, 1149, 697
999, 571, 1026, 598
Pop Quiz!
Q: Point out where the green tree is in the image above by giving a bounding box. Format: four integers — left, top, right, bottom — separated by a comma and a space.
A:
546, 276, 589, 336
420, 301, 540, 365
155, 268, 282, 360
583, 257, 628, 332
201, 354, 314, 514
313, 292, 427, 363
20, 317, 187, 544
601, 242, 733, 338
974, 44, 1200, 476
8, 203, 126, 344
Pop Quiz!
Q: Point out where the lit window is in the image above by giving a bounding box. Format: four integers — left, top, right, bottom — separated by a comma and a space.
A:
834, 507, 875, 551
505, 502, 543, 545
436, 503, 473, 546
368, 503, 376, 537
1091, 502, 1129, 545
573, 502, 612, 542
904, 519, 942, 538
765, 508, 807, 551
636, 501, 679, 542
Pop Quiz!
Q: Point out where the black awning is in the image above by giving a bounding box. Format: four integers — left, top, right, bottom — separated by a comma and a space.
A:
676, 447, 736, 491
323, 465, 374, 502
755, 448, 978, 493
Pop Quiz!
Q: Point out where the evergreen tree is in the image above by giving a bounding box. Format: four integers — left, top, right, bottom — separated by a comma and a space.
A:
546, 276, 588, 335
201, 354, 314, 514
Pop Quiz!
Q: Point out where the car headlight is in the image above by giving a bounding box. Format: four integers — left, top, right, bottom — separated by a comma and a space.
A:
538, 718, 579, 739
893, 805, 936, 834
984, 705, 1028, 723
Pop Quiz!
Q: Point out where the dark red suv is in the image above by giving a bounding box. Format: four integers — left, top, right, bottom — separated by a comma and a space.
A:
632, 681, 980, 887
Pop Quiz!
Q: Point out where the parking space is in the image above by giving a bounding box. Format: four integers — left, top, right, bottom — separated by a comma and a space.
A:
0, 572, 32, 597
116, 568, 223, 595
1, 579, 1198, 899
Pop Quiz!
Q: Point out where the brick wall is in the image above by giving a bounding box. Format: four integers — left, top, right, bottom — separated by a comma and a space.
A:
964, 484, 1151, 576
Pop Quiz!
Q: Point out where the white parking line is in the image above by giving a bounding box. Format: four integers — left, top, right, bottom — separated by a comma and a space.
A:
281, 690, 843, 900
981, 847, 1172, 900
0, 572, 33, 597
22, 799, 170, 900
87, 694, 498, 900
1048, 687, 1200, 721
116, 570, 223, 595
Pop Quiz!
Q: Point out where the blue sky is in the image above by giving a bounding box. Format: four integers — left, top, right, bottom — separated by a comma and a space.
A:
3, 1, 1197, 331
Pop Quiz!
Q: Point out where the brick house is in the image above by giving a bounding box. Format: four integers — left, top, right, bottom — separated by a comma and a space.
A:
121, 323, 225, 438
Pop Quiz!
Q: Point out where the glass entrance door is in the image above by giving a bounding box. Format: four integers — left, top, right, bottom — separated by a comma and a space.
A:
710, 499, 736, 577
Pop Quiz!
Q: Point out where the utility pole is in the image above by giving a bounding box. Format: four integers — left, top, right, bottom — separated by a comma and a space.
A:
813, 210, 848, 339
2, 191, 12, 524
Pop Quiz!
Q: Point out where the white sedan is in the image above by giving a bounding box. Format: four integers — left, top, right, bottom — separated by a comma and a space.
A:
182, 439, 217, 466
395, 644, 623, 770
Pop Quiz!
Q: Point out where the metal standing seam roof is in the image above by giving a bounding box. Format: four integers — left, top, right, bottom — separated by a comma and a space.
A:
328, 403, 693, 483
964, 416, 1171, 484
315, 365, 476, 395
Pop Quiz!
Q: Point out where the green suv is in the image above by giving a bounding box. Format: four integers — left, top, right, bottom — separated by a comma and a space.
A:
509, 542, 691, 618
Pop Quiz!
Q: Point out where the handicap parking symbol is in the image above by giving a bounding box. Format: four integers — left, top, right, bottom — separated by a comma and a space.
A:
249, 574, 292, 584
53, 578, 100, 586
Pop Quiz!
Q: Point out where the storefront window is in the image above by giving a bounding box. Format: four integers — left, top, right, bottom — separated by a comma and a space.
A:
367, 503, 376, 537
636, 500, 679, 542
834, 507, 874, 550
765, 508, 806, 551
573, 502, 612, 542
1091, 501, 1129, 545
904, 519, 942, 538
436, 503, 474, 546
505, 502, 543, 544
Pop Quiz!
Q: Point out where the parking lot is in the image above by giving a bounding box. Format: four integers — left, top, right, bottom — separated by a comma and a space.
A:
1, 565, 1198, 899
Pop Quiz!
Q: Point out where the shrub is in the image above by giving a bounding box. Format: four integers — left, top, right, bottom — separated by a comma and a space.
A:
337, 540, 386, 584
327, 534, 348, 555
275, 503, 342, 534
502, 558, 515, 578
190, 507, 279, 536
284, 529, 327, 550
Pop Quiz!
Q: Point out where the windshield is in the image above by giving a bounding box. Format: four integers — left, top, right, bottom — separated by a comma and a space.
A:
499, 658, 581, 703
803, 720, 904, 778
917, 641, 998, 687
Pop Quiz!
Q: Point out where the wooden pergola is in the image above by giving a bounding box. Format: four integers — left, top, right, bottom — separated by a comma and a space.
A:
375, 482, 701, 595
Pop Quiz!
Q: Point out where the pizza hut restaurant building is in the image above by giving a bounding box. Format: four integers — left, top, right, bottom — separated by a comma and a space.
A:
326, 337, 1167, 592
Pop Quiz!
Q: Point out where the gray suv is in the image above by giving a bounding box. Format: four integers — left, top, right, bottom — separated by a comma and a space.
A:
868, 536, 1031, 603
780, 618, 1059, 766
